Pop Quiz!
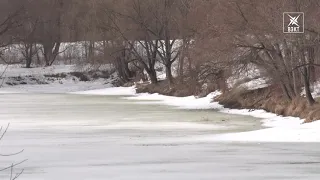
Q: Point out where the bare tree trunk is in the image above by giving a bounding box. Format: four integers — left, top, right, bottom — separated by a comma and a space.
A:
148, 69, 158, 84
25, 43, 32, 68
89, 41, 95, 63
178, 56, 184, 77
43, 42, 61, 66
26, 57, 32, 68
280, 82, 293, 100
36, 49, 41, 66
303, 66, 315, 105
178, 38, 189, 80
165, 63, 173, 84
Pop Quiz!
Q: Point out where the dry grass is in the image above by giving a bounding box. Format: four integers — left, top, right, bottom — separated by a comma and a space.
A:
218, 86, 320, 123
135, 79, 205, 97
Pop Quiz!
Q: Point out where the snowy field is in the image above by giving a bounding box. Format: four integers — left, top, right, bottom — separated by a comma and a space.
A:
0, 64, 113, 78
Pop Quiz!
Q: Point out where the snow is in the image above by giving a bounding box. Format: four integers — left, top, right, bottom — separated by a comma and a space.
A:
0, 61, 319, 143
174, 95, 320, 143
204, 107, 320, 142
227, 64, 269, 90
310, 80, 320, 98
71, 87, 221, 109
219, 109, 304, 128
124, 91, 222, 109
0, 64, 75, 78
74, 87, 320, 143
0, 64, 116, 93
192, 94, 320, 143
1, 86, 320, 179
0, 64, 112, 78
0, 80, 113, 93
210, 121, 320, 142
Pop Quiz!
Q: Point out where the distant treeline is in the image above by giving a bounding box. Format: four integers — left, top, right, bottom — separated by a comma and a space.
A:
1, 0, 320, 105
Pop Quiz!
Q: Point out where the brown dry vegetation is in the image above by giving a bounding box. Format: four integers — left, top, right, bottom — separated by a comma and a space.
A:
135, 78, 218, 97
136, 80, 199, 97
216, 86, 320, 123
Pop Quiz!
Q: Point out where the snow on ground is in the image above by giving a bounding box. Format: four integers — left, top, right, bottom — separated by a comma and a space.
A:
300, 80, 320, 99
124, 91, 222, 109
0, 64, 112, 78
206, 108, 314, 142
0, 64, 116, 93
73, 87, 320, 143
71, 87, 221, 109
311, 80, 320, 98
0, 64, 75, 78
227, 64, 269, 90
194, 97, 320, 143
0, 79, 113, 93
208, 121, 320, 142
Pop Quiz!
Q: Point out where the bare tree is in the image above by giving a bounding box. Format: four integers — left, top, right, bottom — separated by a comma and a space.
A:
37, 0, 65, 66
0, 1, 24, 64
190, 0, 320, 105
18, 17, 39, 68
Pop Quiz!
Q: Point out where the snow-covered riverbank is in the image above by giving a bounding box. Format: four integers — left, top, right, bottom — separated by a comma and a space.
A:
0, 64, 116, 93
71, 87, 320, 143
0, 64, 319, 143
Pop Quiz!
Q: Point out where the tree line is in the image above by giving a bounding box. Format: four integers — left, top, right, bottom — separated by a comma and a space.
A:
1, 0, 320, 105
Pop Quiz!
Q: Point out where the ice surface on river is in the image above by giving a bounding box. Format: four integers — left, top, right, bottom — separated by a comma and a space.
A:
1, 91, 320, 179
0, 94, 262, 180
74, 87, 320, 143
71, 87, 137, 96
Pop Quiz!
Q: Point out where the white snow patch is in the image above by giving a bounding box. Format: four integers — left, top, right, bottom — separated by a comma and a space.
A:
227, 64, 269, 90
0, 64, 75, 78
219, 108, 304, 128
124, 91, 222, 109
0, 64, 117, 93
187, 119, 320, 143
0, 80, 113, 93
312, 81, 320, 98
212, 123, 320, 142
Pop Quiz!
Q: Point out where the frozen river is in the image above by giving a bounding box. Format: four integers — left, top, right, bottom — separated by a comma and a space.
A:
0, 94, 320, 180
